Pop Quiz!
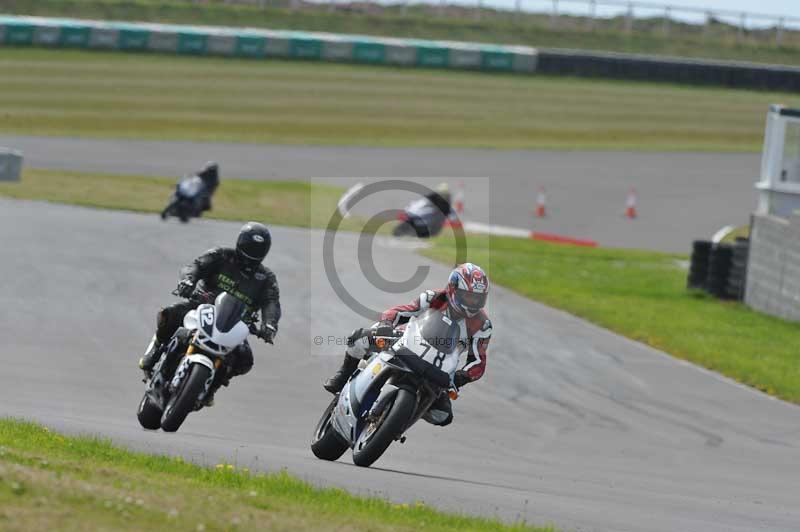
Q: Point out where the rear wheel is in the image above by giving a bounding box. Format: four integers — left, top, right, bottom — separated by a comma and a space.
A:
160, 363, 211, 433
352, 389, 416, 468
311, 396, 349, 461
137, 394, 162, 430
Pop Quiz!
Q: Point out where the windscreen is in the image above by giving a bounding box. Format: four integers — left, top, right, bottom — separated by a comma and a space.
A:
215, 293, 247, 333
414, 308, 460, 355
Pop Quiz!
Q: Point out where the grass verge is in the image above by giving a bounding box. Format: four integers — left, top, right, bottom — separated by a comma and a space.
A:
0, 418, 551, 531
3, 0, 800, 66
424, 234, 800, 403
1, 48, 798, 151
0, 168, 361, 230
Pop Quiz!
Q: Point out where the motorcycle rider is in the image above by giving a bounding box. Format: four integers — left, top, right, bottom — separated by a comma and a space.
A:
424, 182, 453, 219
403, 182, 454, 238
139, 221, 281, 406
195, 161, 220, 212
323, 263, 491, 427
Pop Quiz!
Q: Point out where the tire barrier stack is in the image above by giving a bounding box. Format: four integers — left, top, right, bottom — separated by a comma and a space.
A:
0, 15, 538, 74
687, 240, 712, 291
3, 16, 800, 90
537, 49, 800, 92
687, 239, 749, 301
706, 244, 733, 299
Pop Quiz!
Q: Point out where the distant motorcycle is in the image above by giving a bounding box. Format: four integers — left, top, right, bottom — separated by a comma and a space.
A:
311, 308, 461, 467
137, 289, 270, 432
160, 163, 219, 223
393, 197, 448, 238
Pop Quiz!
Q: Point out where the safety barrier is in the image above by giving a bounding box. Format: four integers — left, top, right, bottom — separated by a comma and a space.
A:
537, 48, 800, 91
0, 15, 538, 73
3, 15, 800, 89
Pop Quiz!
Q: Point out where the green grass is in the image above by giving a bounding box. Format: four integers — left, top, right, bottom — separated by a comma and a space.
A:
1, 48, 797, 151
0, 168, 365, 229
0, 418, 551, 531
424, 235, 800, 403
4, 0, 800, 66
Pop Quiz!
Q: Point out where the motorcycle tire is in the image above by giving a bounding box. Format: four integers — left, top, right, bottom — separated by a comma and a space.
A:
352, 389, 416, 468
160, 363, 211, 433
311, 396, 349, 461
137, 394, 162, 430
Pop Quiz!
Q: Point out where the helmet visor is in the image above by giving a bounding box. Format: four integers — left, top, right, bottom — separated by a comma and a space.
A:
455, 289, 486, 311
237, 237, 269, 265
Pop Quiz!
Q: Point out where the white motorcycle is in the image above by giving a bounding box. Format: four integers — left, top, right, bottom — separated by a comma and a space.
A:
393, 197, 448, 238
311, 308, 462, 467
137, 290, 269, 432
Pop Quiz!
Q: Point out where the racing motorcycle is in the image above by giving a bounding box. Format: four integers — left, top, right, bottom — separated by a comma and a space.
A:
160, 174, 210, 223
311, 308, 461, 467
137, 290, 270, 432
393, 197, 448, 238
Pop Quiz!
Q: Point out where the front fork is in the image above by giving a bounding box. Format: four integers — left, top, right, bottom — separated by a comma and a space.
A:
169, 345, 221, 404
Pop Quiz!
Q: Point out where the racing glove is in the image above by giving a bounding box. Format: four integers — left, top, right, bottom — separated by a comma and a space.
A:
260, 323, 277, 344
454, 370, 471, 389
371, 321, 396, 339
176, 278, 195, 298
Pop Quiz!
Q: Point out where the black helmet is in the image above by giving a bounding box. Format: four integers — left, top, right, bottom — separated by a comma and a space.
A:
236, 222, 271, 270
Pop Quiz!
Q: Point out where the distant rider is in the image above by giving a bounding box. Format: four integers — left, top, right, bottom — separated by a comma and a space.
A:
323, 263, 492, 427
196, 161, 220, 212
139, 222, 281, 405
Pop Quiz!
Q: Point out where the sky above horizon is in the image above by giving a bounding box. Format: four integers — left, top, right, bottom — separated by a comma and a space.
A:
465, 0, 800, 27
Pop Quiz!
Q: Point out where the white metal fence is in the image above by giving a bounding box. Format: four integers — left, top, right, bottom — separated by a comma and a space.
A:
283, 0, 799, 44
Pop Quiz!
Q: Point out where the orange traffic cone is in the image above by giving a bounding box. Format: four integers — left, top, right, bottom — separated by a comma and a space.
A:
625, 187, 638, 219
453, 181, 465, 218
444, 181, 464, 230
535, 187, 547, 218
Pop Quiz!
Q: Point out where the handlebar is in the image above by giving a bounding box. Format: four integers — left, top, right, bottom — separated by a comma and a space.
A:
366, 328, 402, 352
171, 287, 215, 304
171, 287, 273, 344
248, 323, 273, 344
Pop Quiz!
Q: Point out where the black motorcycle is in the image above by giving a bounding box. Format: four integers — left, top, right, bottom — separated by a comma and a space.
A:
161, 163, 219, 223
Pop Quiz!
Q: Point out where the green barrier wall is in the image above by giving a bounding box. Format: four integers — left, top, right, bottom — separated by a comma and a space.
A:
0, 15, 538, 73
5, 15, 799, 89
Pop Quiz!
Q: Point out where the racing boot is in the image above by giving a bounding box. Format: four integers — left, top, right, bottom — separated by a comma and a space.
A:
138, 335, 164, 379
202, 382, 221, 408
323, 353, 359, 394
202, 370, 231, 408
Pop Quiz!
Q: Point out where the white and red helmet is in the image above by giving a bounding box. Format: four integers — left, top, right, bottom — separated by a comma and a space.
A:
446, 263, 489, 317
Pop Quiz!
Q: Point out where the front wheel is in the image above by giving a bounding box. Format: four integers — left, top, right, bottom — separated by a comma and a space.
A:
311, 396, 349, 461
137, 394, 162, 430
352, 389, 416, 468
160, 363, 211, 433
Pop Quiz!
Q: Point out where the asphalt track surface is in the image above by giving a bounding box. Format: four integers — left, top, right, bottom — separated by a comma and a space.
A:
0, 135, 761, 252
3, 198, 800, 532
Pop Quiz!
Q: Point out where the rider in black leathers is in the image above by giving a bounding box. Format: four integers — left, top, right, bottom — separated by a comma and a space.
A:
139, 222, 281, 405
196, 161, 220, 212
